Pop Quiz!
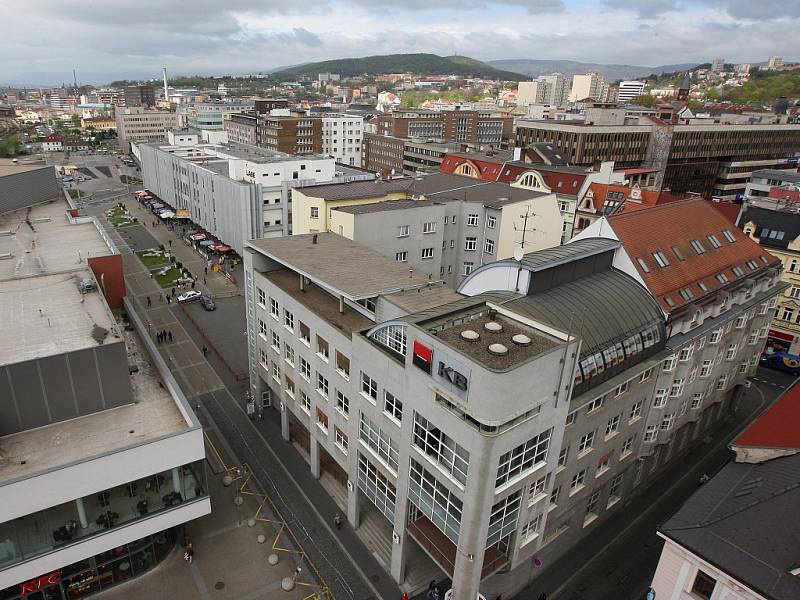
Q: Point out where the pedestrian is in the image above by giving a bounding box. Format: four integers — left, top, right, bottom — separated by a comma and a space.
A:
333, 514, 342, 529
203, 277, 206, 285
427, 580, 436, 599
202, 346, 208, 357
168, 239, 172, 247
156, 331, 162, 343
146, 295, 151, 307
191, 280, 196, 289
184, 542, 194, 564
168, 330, 173, 342
433, 586, 441, 600
204, 266, 208, 275
537, 594, 547, 600
171, 287, 176, 297
167, 295, 171, 304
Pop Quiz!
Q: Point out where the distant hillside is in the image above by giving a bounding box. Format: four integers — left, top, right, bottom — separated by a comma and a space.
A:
716, 69, 800, 102
272, 54, 526, 80
488, 59, 699, 82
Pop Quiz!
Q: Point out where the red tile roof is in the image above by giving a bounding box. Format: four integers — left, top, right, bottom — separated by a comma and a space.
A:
586, 183, 687, 213
708, 200, 742, 225
734, 381, 800, 450
609, 198, 780, 312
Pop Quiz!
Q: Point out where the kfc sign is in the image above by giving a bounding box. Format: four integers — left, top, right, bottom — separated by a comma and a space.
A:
20, 571, 61, 594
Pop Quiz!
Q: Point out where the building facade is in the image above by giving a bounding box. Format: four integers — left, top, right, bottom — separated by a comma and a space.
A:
244, 197, 780, 600
186, 101, 254, 130
224, 113, 259, 146
115, 107, 179, 152
617, 81, 647, 105
258, 111, 322, 155
123, 84, 155, 108
321, 114, 364, 167
375, 110, 513, 147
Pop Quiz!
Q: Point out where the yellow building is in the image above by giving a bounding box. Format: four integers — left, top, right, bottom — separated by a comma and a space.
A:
741, 204, 800, 353
80, 117, 116, 132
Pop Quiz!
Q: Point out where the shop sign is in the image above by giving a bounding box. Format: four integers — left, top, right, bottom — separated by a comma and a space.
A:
432, 350, 471, 401
20, 571, 61, 594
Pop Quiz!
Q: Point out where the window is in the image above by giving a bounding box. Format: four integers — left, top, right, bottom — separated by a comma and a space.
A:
585, 490, 601, 522
398, 225, 410, 238
463, 262, 474, 276
421, 247, 434, 259
652, 251, 670, 267
316, 408, 329, 433
361, 372, 378, 402
716, 375, 728, 390
644, 425, 657, 443
678, 346, 694, 362
520, 514, 542, 544
691, 570, 717, 600
707, 234, 721, 249
662, 355, 677, 371
570, 468, 587, 492
558, 445, 569, 468
716, 272, 729, 284
586, 395, 605, 413
629, 400, 643, 422
725, 343, 738, 360
270, 297, 279, 319
637, 257, 651, 273
310, 206, 319, 219
450, 239, 455, 248
605, 415, 621, 437
359, 454, 396, 522
300, 357, 311, 381
723, 229, 736, 243
487, 215, 497, 229
467, 214, 479, 226
335, 390, 349, 416
384, 391, 403, 422
317, 373, 329, 399
299, 390, 310, 414
451, 215, 457, 224
299, 321, 310, 345
596, 451, 611, 475
578, 430, 595, 455
258, 319, 268, 339
661, 413, 675, 431
565, 410, 578, 427
670, 378, 685, 397
496, 428, 552, 487
639, 367, 653, 383
360, 412, 400, 473
488, 489, 524, 547
621, 435, 634, 458
732, 265, 744, 277
709, 329, 722, 344
672, 245, 685, 261
465, 237, 477, 251
335, 427, 348, 454
316, 336, 329, 360
257, 287, 266, 307
484, 239, 495, 254
395, 251, 408, 262
408, 458, 461, 543
371, 324, 406, 355
529, 472, 550, 503
333, 352, 350, 379
271, 361, 281, 382
270, 330, 280, 352
414, 413, 470, 485
549, 485, 561, 509
284, 343, 295, 366
608, 473, 624, 506
356, 297, 376, 313
423, 221, 436, 234
680, 288, 695, 301
284, 309, 294, 331
690, 239, 706, 254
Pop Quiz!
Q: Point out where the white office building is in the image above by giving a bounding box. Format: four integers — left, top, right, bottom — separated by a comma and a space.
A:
617, 81, 647, 105
321, 114, 364, 167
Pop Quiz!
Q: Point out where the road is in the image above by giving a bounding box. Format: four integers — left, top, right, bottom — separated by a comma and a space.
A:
517, 367, 795, 600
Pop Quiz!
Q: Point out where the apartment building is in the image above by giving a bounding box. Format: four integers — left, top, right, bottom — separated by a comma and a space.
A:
293, 173, 564, 288
123, 84, 155, 108
375, 109, 513, 147
744, 168, 800, 198
245, 197, 780, 600
569, 72, 613, 103
739, 204, 800, 353
0, 200, 209, 598
138, 138, 371, 252
115, 107, 179, 152
258, 110, 322, 155
650, 382, 800, 600
362, 134, 463, 176
515, 120, 800, 198
224, 112, 259, 146
518, 74, 570, 108
617, 81, 647, 105
320, 113, 364, 167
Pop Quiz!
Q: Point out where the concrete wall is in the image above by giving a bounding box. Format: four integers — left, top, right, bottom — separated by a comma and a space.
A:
0, 342, 135, 436
497, 195, 563, 260
0, 167, 59, 215
291, 189, 409, 235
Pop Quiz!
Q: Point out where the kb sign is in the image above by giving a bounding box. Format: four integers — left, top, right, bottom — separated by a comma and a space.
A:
432, 350, 471, 401
438, 361, 468, 391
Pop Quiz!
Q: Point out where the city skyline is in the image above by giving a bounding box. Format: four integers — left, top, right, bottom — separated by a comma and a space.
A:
3, 0, 799, 84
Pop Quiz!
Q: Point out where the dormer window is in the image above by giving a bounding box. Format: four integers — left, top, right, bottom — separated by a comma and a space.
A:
652, 251, 670, 268
690, 239, 706, 255
707, 234, 721, 249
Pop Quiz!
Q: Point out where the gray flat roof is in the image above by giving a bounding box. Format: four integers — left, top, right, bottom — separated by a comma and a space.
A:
0, 200, 114, 281
0, 159, 51, 177
520, 237, 620, 271
299, 178, 413, 201
0, 328, 188, 483
411, 173, 549, 208
248, 232, 436, 299
751, 169, 800, 183
333, 199, 440, 214
661, 452, 800, 600
383, 282, 462, 313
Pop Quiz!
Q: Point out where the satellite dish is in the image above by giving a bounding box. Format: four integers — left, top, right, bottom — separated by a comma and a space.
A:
513, 246, 524, 262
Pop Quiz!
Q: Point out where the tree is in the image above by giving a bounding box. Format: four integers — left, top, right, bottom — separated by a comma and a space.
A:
630, 94, 656, 107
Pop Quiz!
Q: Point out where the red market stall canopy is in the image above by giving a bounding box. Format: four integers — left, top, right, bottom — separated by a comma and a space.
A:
210, 244, 231, 252
190, 233, 207, 241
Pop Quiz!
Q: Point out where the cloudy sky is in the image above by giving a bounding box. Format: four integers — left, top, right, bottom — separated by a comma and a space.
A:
4, 0, 799, 84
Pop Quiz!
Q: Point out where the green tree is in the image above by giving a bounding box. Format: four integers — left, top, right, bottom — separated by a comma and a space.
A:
630, 94, 656, 107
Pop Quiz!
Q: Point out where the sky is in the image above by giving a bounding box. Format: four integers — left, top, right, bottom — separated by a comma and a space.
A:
3, 0, 800, 85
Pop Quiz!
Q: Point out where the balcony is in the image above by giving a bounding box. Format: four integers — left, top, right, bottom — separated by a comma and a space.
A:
407, 514, 509, 581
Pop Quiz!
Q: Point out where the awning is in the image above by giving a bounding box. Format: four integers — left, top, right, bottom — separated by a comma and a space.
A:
151, 203, 164, 209
158, 211, 175, 219
212, 244, 231, 252
199, 240, 215, 246
190, 233, 207, 241
176, 209, 190, 219
768, 329, 795, 342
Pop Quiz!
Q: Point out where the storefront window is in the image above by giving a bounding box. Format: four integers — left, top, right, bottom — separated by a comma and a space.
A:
0, 461, 205, 570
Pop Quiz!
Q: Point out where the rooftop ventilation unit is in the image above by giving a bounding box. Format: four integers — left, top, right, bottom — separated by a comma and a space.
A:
484, 321, 503, 333
512, 334, 532, 347
488, 343, 508, 356
461, 329, 480, 341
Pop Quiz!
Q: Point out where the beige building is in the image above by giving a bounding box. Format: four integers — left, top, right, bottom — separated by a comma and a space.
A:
115, 106, 179, 152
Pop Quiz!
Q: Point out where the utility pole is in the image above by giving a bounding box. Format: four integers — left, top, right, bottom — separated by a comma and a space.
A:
514, 205, 538, 250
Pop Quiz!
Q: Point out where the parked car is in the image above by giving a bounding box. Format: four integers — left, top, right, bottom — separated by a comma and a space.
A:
177, 290, 202, 304
199, 295, 216, 311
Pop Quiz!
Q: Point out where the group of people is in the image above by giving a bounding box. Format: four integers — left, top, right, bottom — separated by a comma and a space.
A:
155, 330, 173, 344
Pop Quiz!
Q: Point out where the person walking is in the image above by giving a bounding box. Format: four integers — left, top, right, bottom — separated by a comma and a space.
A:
146, 295, 151, 307
204, 266, 208, 275
333, 514, 342, 529
168, 330, 173, 342
156, 331, 162, 344
168, 239, 172, 247
184, 541, 194, 564
202, 345, 208, 357
166, 295, 171, 304
171, 287, 176, 297
427, 581, 436, 599
203, 277, 206, 285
